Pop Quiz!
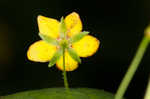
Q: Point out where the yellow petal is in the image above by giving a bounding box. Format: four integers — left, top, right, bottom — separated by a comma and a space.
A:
72, 35, 100, 57
56, 51, 78, 71
65, 12, 82, 37
27, 40, 57, 62
37, 15, 59, 39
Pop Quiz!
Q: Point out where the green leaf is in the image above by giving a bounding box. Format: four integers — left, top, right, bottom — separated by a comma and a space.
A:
59, 17, 67, 38
3, 88, 117, 99
67, 47, 81, 63
48, 48, 63, 67
39, 33, 59, 46
69, 31, 89, 43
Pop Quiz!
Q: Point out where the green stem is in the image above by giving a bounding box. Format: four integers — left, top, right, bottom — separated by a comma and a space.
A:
144, 79, 150, 99
115, 36, 150, 99
62, 48, 69, 90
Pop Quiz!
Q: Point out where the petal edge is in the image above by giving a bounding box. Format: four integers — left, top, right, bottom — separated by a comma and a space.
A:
72, 35, 100, 57
65, 12, 82, 37
27, 40, 57, 62
37, 15, 60, 39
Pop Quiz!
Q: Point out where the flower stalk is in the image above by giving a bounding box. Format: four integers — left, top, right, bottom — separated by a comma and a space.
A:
115, 36, 150, 99
62, 47, 69, 90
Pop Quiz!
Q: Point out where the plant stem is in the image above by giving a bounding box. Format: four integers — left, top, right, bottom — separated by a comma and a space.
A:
144, 79, 150, 99
115, 36, 150, 99
62, 48, 69, 90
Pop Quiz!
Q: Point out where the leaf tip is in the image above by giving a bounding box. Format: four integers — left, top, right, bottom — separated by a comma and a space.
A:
60, 16, 64, 22
79, 59, 81, 64
48, 62, 54, 68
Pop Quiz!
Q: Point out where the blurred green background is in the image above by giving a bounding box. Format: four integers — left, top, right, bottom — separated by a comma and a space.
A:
0, 0, 150, 99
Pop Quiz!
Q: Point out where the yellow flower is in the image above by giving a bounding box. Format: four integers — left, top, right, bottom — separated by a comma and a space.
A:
27, 12, 100, 71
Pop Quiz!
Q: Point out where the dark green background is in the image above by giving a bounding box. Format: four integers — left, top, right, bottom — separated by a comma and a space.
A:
0, 0, 150, 99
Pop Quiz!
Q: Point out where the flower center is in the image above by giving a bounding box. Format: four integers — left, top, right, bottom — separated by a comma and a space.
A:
59, 39, 69, 49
